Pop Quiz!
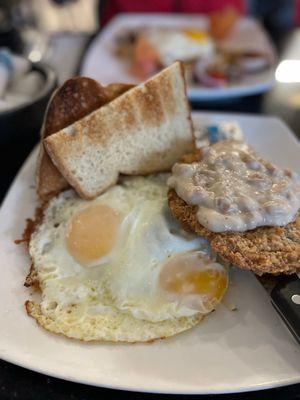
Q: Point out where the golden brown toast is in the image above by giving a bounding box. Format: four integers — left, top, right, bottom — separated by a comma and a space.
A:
37, 77, 133, 201
44, 62, 194, 200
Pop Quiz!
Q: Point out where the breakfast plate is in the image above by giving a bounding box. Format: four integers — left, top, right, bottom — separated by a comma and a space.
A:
80, 14, 276, 101
0, 112, 299, 394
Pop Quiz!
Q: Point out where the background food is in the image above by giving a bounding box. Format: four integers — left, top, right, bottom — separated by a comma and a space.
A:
208, 7, 239, 40
113, 13, 270, 87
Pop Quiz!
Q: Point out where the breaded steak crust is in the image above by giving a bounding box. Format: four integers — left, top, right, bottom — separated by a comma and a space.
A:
168, 189, 300, 275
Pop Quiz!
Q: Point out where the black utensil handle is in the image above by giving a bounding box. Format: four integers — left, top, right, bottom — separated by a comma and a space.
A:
271, 275, 300, 345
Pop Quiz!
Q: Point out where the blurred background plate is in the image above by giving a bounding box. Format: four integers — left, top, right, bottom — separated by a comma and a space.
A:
80, 13, 276, 101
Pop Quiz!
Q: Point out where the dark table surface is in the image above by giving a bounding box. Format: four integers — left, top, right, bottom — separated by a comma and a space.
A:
1, 27, 300, 400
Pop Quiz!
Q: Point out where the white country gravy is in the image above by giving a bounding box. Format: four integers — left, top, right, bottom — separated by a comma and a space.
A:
168, 141, 300, 232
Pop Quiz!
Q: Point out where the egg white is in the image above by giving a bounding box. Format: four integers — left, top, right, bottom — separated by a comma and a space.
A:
143, 29, 214, 66
30, 176, 227, 325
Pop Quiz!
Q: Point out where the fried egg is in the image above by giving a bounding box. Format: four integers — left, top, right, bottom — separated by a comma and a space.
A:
143, 28, 214, 66
28, 176, 228, 341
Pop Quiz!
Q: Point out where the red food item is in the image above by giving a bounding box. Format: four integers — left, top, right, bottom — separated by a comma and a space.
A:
129, 36, 160, 79
194, 60, 229, 87
206, 69, 227, 81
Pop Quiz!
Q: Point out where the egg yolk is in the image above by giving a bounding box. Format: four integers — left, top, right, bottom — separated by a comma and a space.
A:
184, 29, 208, 42
66, 203, 120, 267
159, 251, 227, 309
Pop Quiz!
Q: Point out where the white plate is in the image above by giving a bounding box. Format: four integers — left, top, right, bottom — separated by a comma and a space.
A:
0, 113, 299, 394
80, 13, 276, 101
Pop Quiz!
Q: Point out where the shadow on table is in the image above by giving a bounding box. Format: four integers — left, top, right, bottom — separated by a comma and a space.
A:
191, 95, 263, 114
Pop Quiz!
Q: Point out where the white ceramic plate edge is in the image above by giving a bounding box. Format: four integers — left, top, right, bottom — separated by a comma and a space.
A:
0, 113, 299, 394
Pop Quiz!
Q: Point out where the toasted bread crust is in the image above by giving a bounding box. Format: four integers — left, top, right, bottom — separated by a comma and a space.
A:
24, 264, 39, 288
37, 77, 134, 201
168, 189, 300, 275
44, 62, 194, 200
15, 206, 45, 288
15, 206, 45, 246
37, 77, 106, 200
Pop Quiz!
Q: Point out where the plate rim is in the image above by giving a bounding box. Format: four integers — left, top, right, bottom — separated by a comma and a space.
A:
0, 112, 299, 394
0, 351, 299, 395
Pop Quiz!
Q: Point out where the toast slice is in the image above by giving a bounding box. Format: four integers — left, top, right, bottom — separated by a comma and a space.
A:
44, 62, 194, 199
37, 77, 133, 201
